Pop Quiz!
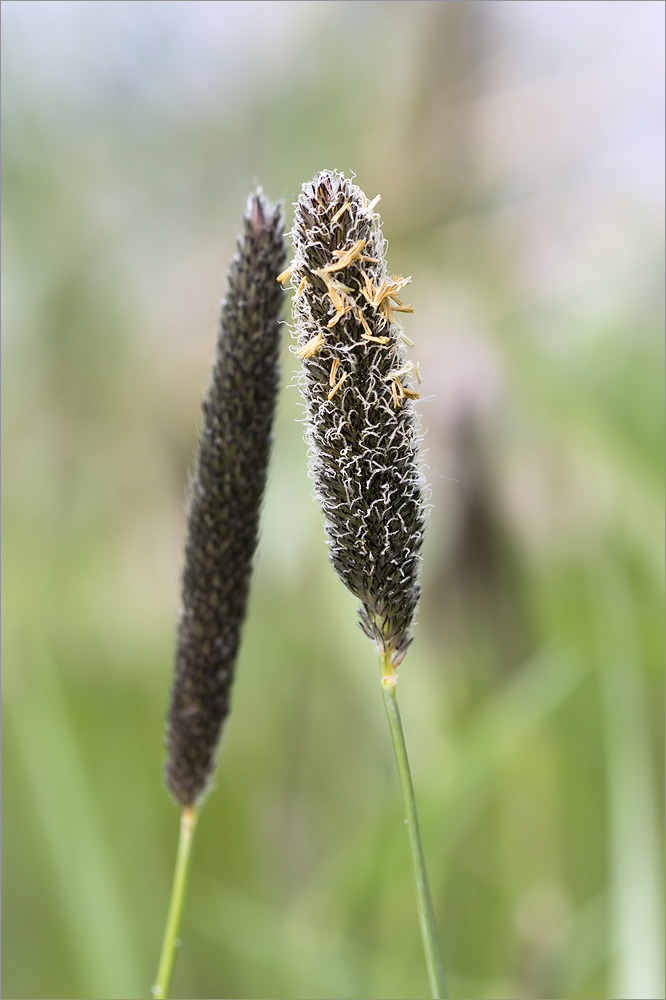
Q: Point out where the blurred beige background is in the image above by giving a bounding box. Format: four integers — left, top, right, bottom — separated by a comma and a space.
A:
2, 3, 664, 999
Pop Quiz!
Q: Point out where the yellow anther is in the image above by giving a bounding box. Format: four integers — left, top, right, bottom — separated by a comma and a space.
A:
386, 366, 419, 404
401, 386, 420, 400
321, 239, 366, 273
388, 292, 414, 313
386, 361, 417, 381
326, 284, 344, 312
327, 371, 349, 400
361, 272, 381, 307
354, 306, 372, 337
276, 267, 292, 285
396, 377, 421, 401
312, 268, 354, 294
356, 307, 373, 338
327, 303, 353, 328
314, 270, 355, 328
354, 305, 390, 343
295, 276, 307, 297
330, 200, 351, 224
329, 357, 339, 386
362, 273, 413, 313
294, 331, 324, 358
385, 276, 411, 298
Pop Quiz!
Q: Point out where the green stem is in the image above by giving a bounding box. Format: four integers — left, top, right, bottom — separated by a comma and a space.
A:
153, 805, 199, 1000
380, 652, 447, 999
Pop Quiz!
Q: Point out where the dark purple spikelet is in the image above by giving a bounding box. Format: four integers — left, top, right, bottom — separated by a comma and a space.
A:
166, 193, 286, 807
290, 170, 426, 666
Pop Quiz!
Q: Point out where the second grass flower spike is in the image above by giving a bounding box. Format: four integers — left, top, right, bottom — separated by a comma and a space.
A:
287, 169, 426, 667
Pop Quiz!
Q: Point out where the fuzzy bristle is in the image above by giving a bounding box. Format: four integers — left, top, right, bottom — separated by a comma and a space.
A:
165, 192, 286, 806
291, 170, 426, 664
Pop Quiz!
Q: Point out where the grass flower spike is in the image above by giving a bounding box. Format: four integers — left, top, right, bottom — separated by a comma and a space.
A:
290, 170, 426, 667
291, 170, 446, 999
155, 191, 286, 1000
166, 192, 286, 807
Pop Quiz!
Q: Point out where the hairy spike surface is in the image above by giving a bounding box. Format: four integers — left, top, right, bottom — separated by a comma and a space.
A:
291, 170, 426, 665
166, 193, 286, 807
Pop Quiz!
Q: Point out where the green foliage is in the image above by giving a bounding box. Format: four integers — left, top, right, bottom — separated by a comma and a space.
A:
2, 3, 663, 998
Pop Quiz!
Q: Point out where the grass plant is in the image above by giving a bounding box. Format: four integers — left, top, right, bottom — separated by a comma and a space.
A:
288, 169, 446, 997
154, 192, 285, 998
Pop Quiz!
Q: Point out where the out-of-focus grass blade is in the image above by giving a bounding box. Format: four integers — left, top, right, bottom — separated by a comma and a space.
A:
190, 879, 366, 999
593, 563, 664, 1000
5, 638, 145, 999
438, 644, 585, 847
558, 890, 612, 995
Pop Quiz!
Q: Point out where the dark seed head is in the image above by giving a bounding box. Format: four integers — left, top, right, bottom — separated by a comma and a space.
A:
165, 192, 286, 806
291, 170, 426, 665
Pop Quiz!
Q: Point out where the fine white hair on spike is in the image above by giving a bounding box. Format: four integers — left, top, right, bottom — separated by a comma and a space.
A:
290, 170, 426, 665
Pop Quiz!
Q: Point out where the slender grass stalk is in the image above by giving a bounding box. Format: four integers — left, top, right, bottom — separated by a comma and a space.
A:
289, 169, 447, 997
153, 806, 199, 1000
155, 191, 286, 997
380, 653, 447, 1000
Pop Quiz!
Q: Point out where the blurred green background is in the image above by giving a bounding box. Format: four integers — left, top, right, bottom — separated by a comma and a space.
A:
2, 2, 664, 998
